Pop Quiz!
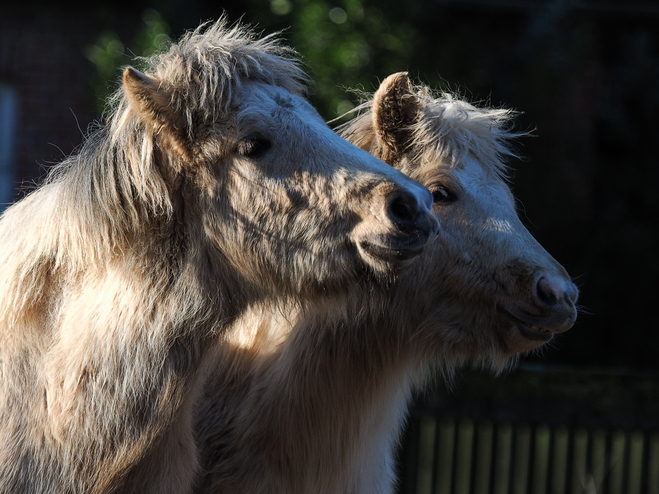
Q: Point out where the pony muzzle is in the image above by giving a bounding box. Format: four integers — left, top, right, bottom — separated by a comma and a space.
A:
498, 272, 579, 351
387, 188, 439, 239
349, 182, 439, 275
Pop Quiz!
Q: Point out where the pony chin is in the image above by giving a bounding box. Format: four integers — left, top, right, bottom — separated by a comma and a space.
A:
355, 240, 425, 278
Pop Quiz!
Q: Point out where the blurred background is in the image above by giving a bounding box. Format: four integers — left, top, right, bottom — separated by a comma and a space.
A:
1, 0, 658, 491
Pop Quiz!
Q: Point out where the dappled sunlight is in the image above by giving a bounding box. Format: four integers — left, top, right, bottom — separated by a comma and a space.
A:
483, 217, 515, 235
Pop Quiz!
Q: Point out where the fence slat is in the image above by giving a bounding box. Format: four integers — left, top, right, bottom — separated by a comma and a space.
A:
472, 422, 494, 494
454, 420, 474, 494
550, 426, 569, 494
434, 418, 456, 494
531, 424, 550, 494
397, 366, 659, 494
649, 433, 659, 494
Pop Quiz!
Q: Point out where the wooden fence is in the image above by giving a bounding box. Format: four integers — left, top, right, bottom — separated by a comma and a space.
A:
396, 364, 659, 494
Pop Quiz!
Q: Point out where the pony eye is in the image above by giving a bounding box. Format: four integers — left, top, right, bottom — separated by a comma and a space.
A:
237, 137, 272, 159
431, 186, 456, 204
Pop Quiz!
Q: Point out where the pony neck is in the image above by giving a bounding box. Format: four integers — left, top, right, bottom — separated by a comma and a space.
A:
197, 293, 430, 493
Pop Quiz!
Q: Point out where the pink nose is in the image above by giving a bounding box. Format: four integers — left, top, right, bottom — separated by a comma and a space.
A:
536, 275, 579, 308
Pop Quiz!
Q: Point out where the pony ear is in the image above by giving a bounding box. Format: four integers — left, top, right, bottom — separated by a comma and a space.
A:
122, 67, 190, 159
372, 72, 421, 160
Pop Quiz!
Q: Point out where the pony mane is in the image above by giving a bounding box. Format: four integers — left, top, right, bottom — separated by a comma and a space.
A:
338, 83, 524, 179
0, 19, 310, 321
110, 18, 310, 131
33, 19, 307, 259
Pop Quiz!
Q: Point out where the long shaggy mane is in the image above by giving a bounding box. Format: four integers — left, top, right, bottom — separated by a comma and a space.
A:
0, 18, 308, 325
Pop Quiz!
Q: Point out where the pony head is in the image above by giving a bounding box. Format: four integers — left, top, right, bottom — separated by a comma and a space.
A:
105, 22, 439, 299
341, 72, 578, 365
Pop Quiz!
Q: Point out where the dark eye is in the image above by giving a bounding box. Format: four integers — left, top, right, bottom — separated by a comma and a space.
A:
430, 185, 456, 204
237, 137, 271, 159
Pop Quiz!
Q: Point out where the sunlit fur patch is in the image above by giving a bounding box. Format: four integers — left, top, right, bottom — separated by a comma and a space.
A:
484, 217, 515, 234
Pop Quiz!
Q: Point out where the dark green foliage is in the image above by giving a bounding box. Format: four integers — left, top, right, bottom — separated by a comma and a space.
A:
85, 9, 171, 113
245, 0, 419, 119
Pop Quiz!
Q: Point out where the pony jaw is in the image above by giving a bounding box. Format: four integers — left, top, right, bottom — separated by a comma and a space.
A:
356, 237, 427, 275
496, 303, 577, 354
498, 307, 554, 343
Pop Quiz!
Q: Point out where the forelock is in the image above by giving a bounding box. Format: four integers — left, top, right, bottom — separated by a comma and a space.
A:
410, 87, 523, 179
133, 18, 310, 130
338, 84, 525, 179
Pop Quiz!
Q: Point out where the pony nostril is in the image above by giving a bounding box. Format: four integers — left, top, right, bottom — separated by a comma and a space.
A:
388, 192, 420, 230
384, 188, 439, 244
536, 275, 576, 307
537, 276, 560, 306
389, 195, 417, 222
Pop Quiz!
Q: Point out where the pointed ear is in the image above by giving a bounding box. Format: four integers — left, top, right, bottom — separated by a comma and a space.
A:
122, 67, 190, 159
372, 72, 421, 160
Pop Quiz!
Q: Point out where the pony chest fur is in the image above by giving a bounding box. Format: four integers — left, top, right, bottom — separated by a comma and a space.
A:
194, 299, 423, 494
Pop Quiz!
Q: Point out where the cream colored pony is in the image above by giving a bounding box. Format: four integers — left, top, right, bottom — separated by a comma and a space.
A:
194, 73, 579, 494
0, 22, 439, 494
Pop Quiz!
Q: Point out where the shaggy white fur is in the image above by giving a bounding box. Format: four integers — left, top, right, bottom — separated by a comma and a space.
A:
0, 23, 436, 494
